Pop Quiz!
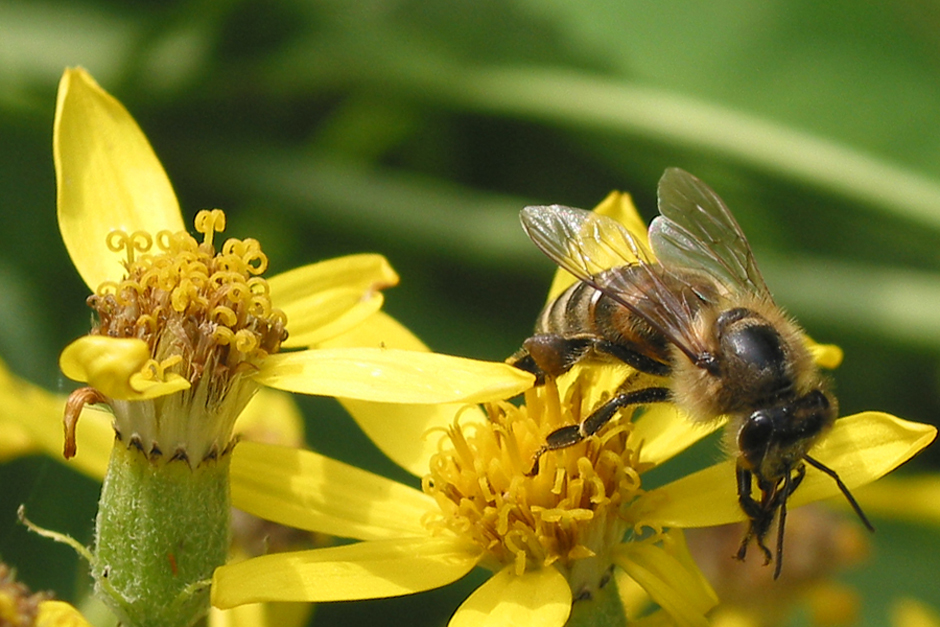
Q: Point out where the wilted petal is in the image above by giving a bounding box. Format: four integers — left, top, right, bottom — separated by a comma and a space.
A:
54, 67, 184, 291
255, 348, 533, 404
230, 442, 434, 540
212, 536, 481, 607
449, 566, 572, 627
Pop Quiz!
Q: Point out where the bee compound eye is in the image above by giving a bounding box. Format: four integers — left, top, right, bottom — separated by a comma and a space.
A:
738, 409, 777, 463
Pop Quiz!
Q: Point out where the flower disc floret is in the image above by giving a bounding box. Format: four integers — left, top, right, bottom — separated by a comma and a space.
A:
423, 371, 650, 601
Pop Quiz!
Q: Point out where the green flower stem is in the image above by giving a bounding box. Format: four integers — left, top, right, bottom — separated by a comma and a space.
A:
566, 581, 629, 627
92, 442, 231, 627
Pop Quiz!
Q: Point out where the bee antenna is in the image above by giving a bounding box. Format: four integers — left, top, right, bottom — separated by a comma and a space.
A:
803, 454, 875, 533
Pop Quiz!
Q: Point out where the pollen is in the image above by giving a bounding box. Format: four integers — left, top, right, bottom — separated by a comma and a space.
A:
69, 209, 288, 465
422, 370, 650, 599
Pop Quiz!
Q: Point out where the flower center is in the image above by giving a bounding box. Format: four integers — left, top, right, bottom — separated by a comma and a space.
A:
72, 209, 287, 465
422, 371, 651, 599
91, 210, 286, 377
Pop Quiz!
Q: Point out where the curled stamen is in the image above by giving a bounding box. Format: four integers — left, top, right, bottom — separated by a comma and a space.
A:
140, 355, 183, 382
233, 330, 259, 354
106, 231, 153, 266
213, 326, 235, 345
211, 306, 238, 327
194, 209, 226, 249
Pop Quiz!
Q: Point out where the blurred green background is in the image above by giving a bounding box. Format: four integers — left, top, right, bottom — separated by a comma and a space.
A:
2, 0, 940, 625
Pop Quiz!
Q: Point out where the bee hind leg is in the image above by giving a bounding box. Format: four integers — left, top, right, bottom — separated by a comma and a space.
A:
525, 386, 670, 476
509, 335, 595, 383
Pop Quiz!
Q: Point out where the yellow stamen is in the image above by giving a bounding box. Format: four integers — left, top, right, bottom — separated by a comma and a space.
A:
423, 373, 647, 599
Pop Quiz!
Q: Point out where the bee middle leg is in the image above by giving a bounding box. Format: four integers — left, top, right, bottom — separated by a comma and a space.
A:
526, 386, 670, 476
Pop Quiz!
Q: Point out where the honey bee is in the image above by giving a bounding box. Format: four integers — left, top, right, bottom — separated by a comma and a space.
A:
511, 167, 873, 578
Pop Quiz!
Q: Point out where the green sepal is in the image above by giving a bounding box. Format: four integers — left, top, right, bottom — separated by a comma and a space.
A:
92, 441, 231, 627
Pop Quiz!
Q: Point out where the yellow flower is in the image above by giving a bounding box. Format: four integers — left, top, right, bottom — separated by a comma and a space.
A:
211, 191, 935, 626
46, 67, 533, 627
54, 66, 532, 468
0, 562, 92, 627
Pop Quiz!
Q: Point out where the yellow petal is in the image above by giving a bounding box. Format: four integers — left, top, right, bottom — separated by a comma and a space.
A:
269, 254, 398, 348
636, 412, 937, 528
449, 565, 571, 627
892, 598, 940, 627
255, 348, 533, 404
36, 600, 94, 627
858, 475, 940, 526
211, 536, 481, 607
54, 68, 184, 291
280, 289, 385, 348
788, 412, 936, 507
0, 419, 37, 461
631, 405, 723, 467
59, 335, 190, 400
312, 311, 487, 474
233, 388, 305, 448
337, 398, 482, 477
208, 602, 313, 627
807, 339, 843, 369
318, 310, 430, 352
614, 542, 716, 627
230, 441, 434, 540
0, 359, 112, 478
268, 253, 398, 310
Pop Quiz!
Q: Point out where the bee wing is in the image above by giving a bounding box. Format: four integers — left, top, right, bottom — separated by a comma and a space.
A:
521, 204, 713, 363
650, 168, 772, 298
521, 204, 652, 278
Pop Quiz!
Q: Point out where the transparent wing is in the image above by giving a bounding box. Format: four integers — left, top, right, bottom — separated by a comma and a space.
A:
521, 205, 714, 363
650, 167, 771, 298
521, 204, 651, 279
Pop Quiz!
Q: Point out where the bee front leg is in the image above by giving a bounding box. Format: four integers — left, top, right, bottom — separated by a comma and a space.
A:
526, 386, 669, 476
734, 465, 775, 564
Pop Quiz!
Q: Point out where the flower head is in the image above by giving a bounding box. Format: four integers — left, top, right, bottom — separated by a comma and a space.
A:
47, 67, 531, 627
212, 189, 935, 626
60, 208, 288, 465
54, 68, 529, 468
213, 367, 718, 626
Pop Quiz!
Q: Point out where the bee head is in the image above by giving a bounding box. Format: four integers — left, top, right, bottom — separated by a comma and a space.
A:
737, 389, 837, 479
